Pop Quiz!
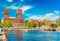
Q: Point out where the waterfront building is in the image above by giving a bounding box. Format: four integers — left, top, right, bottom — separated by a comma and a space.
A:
4, 8, 24, 27
0, 8, 56, 27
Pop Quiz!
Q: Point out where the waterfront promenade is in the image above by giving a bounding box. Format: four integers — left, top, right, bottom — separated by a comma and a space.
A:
7, 26, 60, 32
0, 32, 3, 41
7, 27, 53, 31
0, 26, 60, 41
0, 32, 7, 41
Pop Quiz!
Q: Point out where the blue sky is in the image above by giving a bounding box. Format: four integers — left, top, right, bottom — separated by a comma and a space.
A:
0, 0, 60, 21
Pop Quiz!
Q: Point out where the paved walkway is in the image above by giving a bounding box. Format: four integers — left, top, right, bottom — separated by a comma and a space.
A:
0, 32, 3, 41
0, 32, 7, 41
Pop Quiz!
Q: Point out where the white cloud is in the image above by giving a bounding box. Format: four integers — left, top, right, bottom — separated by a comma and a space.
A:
29, 16, 41, 20
50, 16, 59, 21
45, 13, 53, 17
20, 6, 32, 13
27, 15, 42, 20
9, 17, 16, 18
53, 10, 60, 14
25, 14, 30, 16
6, 5, 32, 10
7, 0, 13, 2
42, 13, 59, 21
6, 5, 32, 14
27, 12, 59, 21
20, 0, 24, 2
44, 13, 53, 20
6, 6, 19, 9
56, 16, 59, 19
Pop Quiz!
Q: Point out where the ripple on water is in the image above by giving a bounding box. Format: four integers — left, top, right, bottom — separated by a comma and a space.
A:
7, 30, 60, 41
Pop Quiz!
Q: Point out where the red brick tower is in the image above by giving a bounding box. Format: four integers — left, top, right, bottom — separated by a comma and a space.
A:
4, 8, 8, 19
17, 9, 22, 19
4, 8, 24, 27
17, 9, 24, 23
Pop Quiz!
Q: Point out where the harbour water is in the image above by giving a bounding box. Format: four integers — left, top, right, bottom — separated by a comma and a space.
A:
7, 30, 60, 41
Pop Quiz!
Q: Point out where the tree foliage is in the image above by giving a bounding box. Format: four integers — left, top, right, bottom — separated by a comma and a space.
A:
39, 22, 45, 27
56, 18, 60, 26
0, 22, 5, 28
24, 20, 35, 28
49, 24, 57, 28
4, 20, 12, 27
0, 20, 12, 28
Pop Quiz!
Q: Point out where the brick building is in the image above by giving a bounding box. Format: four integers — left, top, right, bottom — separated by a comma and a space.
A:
4, 8, 24, 27
31, 20, 40, 27
3, 8, 56, 27
31, 20, 56, 27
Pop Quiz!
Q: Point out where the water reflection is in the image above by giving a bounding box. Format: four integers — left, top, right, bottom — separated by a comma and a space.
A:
15, 30, 23, 41
7, 30, 60, 41
7, 30, 23, 41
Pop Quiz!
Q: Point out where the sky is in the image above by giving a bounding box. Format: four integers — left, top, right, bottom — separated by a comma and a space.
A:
0, 0, 60, 21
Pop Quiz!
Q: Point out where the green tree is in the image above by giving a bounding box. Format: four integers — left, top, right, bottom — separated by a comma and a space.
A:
56, 18, 60, 26
0, 20, 12, 28
0, 22, 5, 28
49, 24, 57, 28
25, 22, 33, 28
24, 20, 34, 28
39, 22, 45, 27
4, 20, 12, 28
